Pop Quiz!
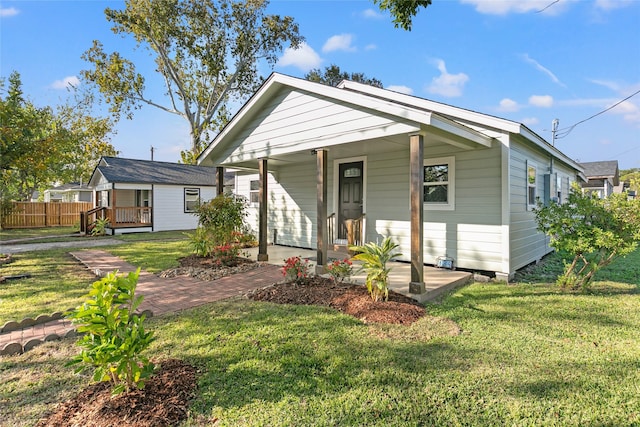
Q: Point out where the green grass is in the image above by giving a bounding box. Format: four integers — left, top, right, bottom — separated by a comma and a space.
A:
0, 235, 192, 323
1, 246, 639, 426
0, 226, 77, 242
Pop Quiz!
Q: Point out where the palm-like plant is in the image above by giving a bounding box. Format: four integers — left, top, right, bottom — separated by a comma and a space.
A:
349, 237, 402, 302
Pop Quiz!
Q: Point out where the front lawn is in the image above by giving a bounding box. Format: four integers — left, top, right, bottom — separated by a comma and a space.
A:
1, 246, 639, 426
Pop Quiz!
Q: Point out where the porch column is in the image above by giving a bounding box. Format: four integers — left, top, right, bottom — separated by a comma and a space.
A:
215, 167, 225, 196
409, 133, 425, 294
257, 158, 269, 261
316, 149, 328, 274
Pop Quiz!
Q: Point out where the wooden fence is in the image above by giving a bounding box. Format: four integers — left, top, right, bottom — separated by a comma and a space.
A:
1, 202, 93, 229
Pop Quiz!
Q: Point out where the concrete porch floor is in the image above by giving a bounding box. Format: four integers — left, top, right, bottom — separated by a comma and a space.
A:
243, 245, 472, 303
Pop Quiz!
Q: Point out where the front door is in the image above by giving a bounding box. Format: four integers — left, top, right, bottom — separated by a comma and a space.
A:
338, 161, 363, 239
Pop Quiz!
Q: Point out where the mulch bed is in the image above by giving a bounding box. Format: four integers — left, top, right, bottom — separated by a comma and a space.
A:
37, 359, 198, 427
248, 276, 427, 325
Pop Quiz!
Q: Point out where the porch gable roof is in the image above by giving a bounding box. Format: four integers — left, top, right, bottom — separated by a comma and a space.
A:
198, 73, 494, 167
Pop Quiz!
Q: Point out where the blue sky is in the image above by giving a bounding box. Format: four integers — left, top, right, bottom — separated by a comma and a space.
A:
2, 0, 639, 169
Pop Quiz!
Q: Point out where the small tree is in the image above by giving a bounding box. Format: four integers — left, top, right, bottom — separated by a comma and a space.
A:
534, 187, 640, 290
67, 269, 155, 395
350, 237, 402, 302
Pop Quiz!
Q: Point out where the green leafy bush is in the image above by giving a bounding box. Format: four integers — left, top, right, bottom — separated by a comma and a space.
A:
185, 227, 215, 257
91, 217, 110, 236
535, 187, 640, 290
194, 194, 248, 246
350, 237, 402, 302
67, 268, 155, 395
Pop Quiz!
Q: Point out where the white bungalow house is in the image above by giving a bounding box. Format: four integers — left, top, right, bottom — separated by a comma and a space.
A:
198, 73, 584, 293
43, 182, 93, 203
87, 156, 222, 234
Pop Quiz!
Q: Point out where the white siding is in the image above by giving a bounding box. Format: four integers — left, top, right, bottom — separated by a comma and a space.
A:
508, 138, 578, 272
152, 185, 216, 232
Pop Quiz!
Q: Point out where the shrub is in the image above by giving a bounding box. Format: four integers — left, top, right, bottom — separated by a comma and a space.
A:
350, 237, 402, 302
212, 243, 241, 266
534, 187, 640, 290
185, 227, 215, 257
282, 256, 311, 284
91, 217, 110, 236
67, 268, 155, 395
327, 258, 353, 284
194, 194, 248, 246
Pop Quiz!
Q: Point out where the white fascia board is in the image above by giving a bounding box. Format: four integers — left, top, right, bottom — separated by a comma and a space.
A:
339, 80, 522, 133
519, 125, 583, 172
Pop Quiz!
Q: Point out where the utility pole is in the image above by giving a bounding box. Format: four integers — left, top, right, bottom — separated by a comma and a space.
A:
551, 118, 559, 147
150, 146, 155, 161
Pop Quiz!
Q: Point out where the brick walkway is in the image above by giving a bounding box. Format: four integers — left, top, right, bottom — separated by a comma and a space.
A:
0, 250, 284, 355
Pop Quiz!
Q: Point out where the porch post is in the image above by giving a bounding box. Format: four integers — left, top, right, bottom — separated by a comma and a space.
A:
409, 133, 426, 293
257, 158, 269, 261
215, 167, 225, 196
316, 149, 328, 274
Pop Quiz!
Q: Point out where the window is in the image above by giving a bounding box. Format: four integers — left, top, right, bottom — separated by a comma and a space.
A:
249, 180, 260, 204
423, 156, 455, 210
136, 189, 150, 207
556, 174, 562, 203
184, 188, 200, 213
527, 162, 537, 209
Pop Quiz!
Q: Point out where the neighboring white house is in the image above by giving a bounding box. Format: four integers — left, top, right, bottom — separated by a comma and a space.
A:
579, 160, 620, 198
198, 73, 584, 290
88, 156, 219, 234
43, 182, 93, 203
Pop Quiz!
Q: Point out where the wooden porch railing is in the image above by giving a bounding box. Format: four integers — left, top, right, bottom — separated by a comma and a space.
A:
106, 207, 152, 227
80, 206, 107, 235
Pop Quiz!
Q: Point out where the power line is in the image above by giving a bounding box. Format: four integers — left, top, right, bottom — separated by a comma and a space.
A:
536, 0, 561, 13
555, 89, 640, 139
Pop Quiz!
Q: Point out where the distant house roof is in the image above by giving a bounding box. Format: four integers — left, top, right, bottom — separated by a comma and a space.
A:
46, 182, 92, 192
91, 157, 217, 187
579, 160, 619, 186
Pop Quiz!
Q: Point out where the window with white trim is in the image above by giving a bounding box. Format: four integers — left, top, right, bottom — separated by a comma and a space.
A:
527, 162, 537, 209
249, 180, 259, 204
423, 156, 455, 210
184, 188, 200, 213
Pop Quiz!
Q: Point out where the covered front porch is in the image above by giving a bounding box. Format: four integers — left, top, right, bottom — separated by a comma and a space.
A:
243, 245, 472, 303
82, 185, 153, 235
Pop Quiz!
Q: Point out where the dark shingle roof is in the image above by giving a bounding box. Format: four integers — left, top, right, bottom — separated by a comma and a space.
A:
580, 161, 619, 179
96, 157, 217, 186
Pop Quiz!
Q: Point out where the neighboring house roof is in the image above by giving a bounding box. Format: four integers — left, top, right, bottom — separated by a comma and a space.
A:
198, 72, 583, 174
90, 157, 217, 187
45, 182, 92, 193
579, 160, 620, 186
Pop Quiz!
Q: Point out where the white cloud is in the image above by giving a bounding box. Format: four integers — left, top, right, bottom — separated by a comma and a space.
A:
362, 8, 383, 19
278, 42, 322, 72
322, 34, 356, 53
364, 44, 377, 51
51, 76, 80, 90
387, 85, 414, 95
521, 117, 540, 126
588, 79, 621, 92
529, 95, 554, 108
595, 0, 634, 11
426, 59, 469, 98
459, 0, 568, 15
497, 98, 520, 112
0, 7, 18, 17
520, 53, 566, 87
